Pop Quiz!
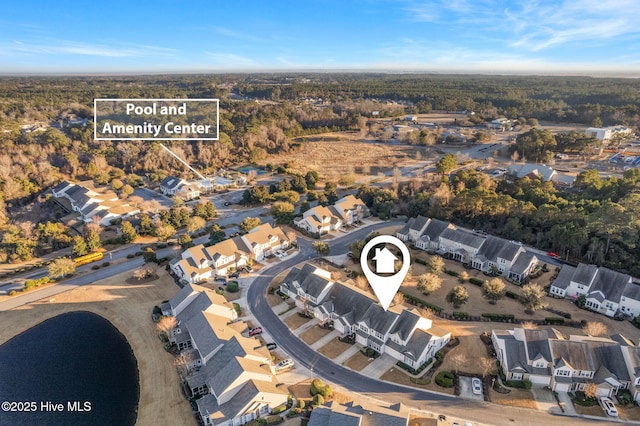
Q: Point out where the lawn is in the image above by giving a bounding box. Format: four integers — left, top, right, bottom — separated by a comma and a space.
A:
379, 367, 432, 389
284, 314, 312, 331
317, 338, 353, 359
343, 350, 373, 371
299, 325, 333, 345
489, 387, 537, 409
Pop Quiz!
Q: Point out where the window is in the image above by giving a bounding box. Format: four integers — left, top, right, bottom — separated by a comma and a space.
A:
511, 373, 523, 380
556, 369, 571, 377
579, 370, 591, 378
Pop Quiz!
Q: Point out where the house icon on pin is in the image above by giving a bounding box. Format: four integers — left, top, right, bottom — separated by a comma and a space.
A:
372, 247, 397, 274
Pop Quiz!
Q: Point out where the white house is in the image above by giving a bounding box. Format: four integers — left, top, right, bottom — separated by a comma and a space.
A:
550, 263, 640, 318
294, 195, 367, 235
585, 126, 632, 143
280, 263, 451, 369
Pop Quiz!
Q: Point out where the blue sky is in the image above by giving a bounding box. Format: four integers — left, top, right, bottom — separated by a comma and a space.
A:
2, 0, 640, 74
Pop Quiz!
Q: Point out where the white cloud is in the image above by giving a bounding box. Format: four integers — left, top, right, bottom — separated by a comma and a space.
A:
0, 40, 174, 57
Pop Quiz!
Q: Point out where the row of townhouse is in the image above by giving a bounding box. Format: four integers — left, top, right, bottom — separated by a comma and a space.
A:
294, 195, 368, 235
51, 180, 139, 226
397, 216, 538, 283
492, 327, 640, 402
279, 263, 451, 370
308, 401, 410, 426
550, 263, 640, 318
170, 222, 289, 284
161, 284, 288, 426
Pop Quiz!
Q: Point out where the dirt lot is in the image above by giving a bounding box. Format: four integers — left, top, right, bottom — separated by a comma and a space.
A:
318, 338, 353, 359
299, 325, 333, 345
0, 269, 195, 426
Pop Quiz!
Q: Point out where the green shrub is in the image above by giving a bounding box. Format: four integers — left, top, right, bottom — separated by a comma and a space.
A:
232, 303, 241, 316
24, 276, 50, 289
270, 404, 287, 415
399, 291, 443, 313
452, 311, 470, 320
296, 399, 305, 409
445, 269, 459, 277
415, 258, 427, 266
469, 277, 484, 286
312, 394, 324, 406
482, 313, 515, 322
226, 281, 239, 292
506, 379, 532, 389
435, 371, 454, 387
544, 317, 565, 325
9, 290, 17, 296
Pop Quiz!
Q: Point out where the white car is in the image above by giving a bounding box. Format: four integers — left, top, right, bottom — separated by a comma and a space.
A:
599, 397, 618, 417
275, 358, 294, 371
471, 377, 482, 395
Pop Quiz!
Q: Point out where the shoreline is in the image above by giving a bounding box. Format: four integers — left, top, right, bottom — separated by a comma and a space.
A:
0, 269, 194, 426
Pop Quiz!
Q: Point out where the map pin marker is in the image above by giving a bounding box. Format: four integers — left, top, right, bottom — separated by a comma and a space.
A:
360, 235, 410, 311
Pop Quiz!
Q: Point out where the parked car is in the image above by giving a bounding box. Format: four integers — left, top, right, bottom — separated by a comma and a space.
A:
599, 397, 618, 417
248, 327, 263, 337
266, 342, 277, 351
242, 266, 254, 273
275, 358, 294, 370
228, 271, 240, 279
214, 276, 227, 284
546, 251, 559, 258
472, 377, 482, 395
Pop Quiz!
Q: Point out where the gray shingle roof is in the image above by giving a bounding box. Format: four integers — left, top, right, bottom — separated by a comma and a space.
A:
588, 341, 630, 382
440, 228, 485, 249
388, 309, 420, 341
410, 215, 429, 232
524, 329, 553, 363
590, 267, 631, 303
160, 176, 183, 190
421, 218, 451, 241
550, 340, 595, 371
573, 263, 599, 287
511, 252, 537, 275
622, 282, 640, 301
552, 264, 577, 290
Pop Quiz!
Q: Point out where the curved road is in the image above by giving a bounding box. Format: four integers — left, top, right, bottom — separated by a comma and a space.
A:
247, 222, 605, 426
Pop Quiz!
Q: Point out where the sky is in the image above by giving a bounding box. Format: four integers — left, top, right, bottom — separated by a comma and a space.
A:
2, 0, 640, 75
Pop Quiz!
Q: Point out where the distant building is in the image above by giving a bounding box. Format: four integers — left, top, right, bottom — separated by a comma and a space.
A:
508, 164, 557, 182
160, 176, 200, 201
294, 195, 367, 235
490, 117, 511, 130
585, 126, 632, 143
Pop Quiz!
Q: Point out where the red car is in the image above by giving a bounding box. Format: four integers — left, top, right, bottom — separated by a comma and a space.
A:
546, 251, 559, 258
248, 327, 263, 337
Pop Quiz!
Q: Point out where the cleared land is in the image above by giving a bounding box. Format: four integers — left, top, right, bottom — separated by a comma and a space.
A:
0, 269, 195, 426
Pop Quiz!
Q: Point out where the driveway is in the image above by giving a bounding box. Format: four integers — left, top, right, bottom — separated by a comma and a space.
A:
459, 376, 483, 401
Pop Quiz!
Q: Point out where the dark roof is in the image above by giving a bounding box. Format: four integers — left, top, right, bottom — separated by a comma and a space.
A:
421, 218, 451, 241
511, 252, 537, 275
524, 329, 553, 363
360, 304, 398, 335
573, 263, 599, 287
65, 184, 89, 201
440, 228, 485, 249
474, 236, 505, 262
388, 309, 420, 341
160, 176, 183, 190
52, 181, 74, 194
591, 267, 631, 303
410, 215, 429, 232
550, 340, 595, 371
623, 282, 640, 301
400, 329, 433, 361
588, 341, 630, 382
552, 264, 577, 290
183, 311, 227, 358
397, 217, 415, 236
503, 337, 529, 373
497, 241, 523, 263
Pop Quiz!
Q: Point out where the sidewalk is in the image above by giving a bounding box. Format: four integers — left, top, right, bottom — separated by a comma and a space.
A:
310, 330, 340, 350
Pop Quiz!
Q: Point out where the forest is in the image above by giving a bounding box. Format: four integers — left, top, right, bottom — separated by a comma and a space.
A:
0, 73, 639, 268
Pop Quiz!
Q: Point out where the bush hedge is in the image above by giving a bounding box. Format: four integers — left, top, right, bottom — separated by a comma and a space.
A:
544, 317, 565, 325
481, 313, 515, 322
226, 281, 239, 292
469, 277, 484, 286
24, 276, 50, 290
400, 291, 443, 313
270, 404, 286, 415
445, 269, 459, 277
435, 371, 455, 387
452, 311, 470, 320
506, 379, 532, 389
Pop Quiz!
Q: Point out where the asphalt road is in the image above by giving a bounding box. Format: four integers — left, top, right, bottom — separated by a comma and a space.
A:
247, 222, 603, 426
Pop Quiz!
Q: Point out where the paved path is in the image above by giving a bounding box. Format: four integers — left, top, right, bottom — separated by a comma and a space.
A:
531, 386, 561, 413
310, 330, 340, 350
556, 391, 577, 416
359, 353, 399, 379
333, 344, 361, 364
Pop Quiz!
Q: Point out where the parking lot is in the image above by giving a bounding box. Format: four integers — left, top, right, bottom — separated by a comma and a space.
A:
458, 376, 484, 401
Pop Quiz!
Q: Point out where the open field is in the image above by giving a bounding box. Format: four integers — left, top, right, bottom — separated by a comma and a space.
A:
0, 269, 195, 426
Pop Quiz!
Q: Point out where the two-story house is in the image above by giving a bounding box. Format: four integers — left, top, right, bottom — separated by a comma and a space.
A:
294, 195, 367, 235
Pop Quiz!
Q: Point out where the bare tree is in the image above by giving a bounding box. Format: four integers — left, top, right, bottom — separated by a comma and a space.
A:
583, 382, 598, 400
458, 271, 470, 283
416, 273, 442, 294
354, 275, 369, 291
285, 230, 297, 246
392, 292, 404, 307
156, 316, 178, 338
450, 352, 468, 374
521, 321, 538, 329
175, 351, 196, 379
583, 321, 608, 337
480, 356, 496, 378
